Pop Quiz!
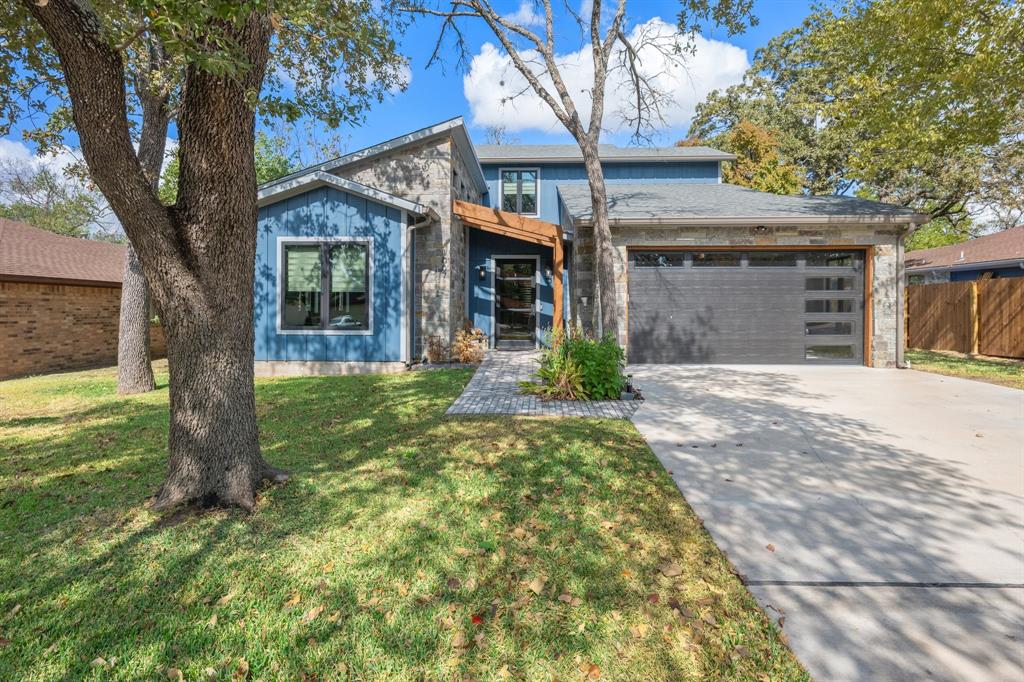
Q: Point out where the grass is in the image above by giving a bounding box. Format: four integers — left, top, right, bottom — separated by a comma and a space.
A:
906, 349, 1023, 389
0, 362, 805, 681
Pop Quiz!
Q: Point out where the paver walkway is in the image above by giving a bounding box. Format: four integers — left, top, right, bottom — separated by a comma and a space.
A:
446, 350, 639, 418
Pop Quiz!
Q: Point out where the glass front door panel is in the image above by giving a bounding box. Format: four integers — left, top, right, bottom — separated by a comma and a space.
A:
495, 259, 536, 344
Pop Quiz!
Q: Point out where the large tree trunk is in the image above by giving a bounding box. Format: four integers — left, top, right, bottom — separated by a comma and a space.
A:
581, 144, 619, 339
117, 243, 155, 394
26, 0, 286, 511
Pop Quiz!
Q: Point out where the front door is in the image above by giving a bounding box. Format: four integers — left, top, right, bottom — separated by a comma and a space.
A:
495, 258, 537, 348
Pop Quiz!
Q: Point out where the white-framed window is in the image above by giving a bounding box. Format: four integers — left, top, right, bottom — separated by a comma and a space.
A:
278, 238, 372, 335
499, 168, 539, 215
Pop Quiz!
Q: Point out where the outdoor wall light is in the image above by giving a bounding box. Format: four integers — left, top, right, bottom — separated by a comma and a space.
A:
545, 264, 553, 278
478, 265, 487, 280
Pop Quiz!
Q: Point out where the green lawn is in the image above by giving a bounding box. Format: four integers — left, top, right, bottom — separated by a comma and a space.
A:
0, 363, 805, 681
906, 349, 1023, 389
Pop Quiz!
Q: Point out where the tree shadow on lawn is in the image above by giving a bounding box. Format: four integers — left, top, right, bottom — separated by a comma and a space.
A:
0, 369, 803, 680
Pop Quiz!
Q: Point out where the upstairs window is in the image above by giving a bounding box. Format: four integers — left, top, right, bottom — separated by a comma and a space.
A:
500, 169, 538, 215
281, 240, 371, 333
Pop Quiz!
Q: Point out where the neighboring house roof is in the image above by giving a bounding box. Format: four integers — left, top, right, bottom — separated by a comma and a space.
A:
0, 218, 125, 286
475, 143, 735, 163
557, 182, 929, 226
906, 225, 1024, 273
256, 171, 438, 220
260, 116, 487, 195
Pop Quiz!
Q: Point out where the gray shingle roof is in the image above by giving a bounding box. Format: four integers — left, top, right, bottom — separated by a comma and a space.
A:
475, 143, 734, 162
557, 183, 928, 225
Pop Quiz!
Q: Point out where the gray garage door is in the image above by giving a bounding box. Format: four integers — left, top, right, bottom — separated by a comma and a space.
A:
628, 250, 864, 364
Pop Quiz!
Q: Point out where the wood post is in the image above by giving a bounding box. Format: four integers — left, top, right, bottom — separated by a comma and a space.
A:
969, 280, 980, 355
552, 236, 564, 330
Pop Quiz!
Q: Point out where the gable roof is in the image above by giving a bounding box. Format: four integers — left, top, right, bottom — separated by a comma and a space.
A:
557, 182, 928, 225
475, 143, 734, 163
260, 116, 486, 195
0, 218, 125, 286
256, 171, 437, 220
906, 225, 1024, 272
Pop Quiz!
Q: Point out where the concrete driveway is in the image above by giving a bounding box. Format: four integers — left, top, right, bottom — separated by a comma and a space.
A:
629, 365, 1024, 681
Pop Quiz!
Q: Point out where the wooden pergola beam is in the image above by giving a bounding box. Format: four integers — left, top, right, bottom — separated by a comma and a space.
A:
453, 199, 565, 330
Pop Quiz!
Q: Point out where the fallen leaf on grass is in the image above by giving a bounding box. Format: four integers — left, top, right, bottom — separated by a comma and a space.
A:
446, 577, 461, 590
558, 593, 573, 603
284, 593, 301, 608
581, 661, 601, 679
216, 591, 235, 607
647, 593, 660, 604
0, 637, 10, 648
659, 562, 683, 578
233, 658, 250, 680
471, 613, 484, 625
7, 604, 21, 618
701, 612, 717, 627
734, 644, 752, 659
452, 631, 469, 649
323, 560, 335, 573
630, 623, 650, 639
164, 667, 184, 681
528, 576, 547, 595
207, 614, 218, 628
301, 605, 324, 623
91, 658, 109, 669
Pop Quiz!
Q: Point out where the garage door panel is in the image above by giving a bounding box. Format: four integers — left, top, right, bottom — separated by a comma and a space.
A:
627, 250, 863, 364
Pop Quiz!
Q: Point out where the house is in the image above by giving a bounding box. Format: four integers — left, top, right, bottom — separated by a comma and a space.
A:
254, 117, 928, 373
906, 226, 1024, 284
0, 219, 165, 380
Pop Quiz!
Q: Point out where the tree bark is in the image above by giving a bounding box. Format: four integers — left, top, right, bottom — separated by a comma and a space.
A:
581, 143, 619, 339
118, 37, 172, 395
117, 243, 155, 393
26, 0, 286, 511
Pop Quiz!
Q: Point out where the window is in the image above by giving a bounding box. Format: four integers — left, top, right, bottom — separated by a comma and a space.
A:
806, 276, 854, 291
805, 299, 855, 314
805, 321, 853, 336
635, 252, 685, 267
281, 241, 370, 333
693, 252, 741, 267
500, 169, 538, 214
749, 251, 797, 267
805, 345, 855, 360
806, 251, 855, 267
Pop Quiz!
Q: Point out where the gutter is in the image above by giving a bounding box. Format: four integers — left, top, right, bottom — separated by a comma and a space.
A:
478, 154, 735, 164
571, 214, 930, 227
907, 257, 1024, 275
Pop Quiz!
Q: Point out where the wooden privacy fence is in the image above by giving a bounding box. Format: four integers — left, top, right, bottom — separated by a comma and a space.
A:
906, 279, 1024, 358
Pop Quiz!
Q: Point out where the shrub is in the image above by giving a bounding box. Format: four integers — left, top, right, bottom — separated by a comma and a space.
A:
520, 324, 625, 400
453, 326, 487, 364
425, 336, 448, 364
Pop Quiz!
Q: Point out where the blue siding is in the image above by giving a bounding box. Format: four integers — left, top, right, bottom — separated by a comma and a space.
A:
481, 161, 720, 223
468, 230, 559, 346
950, 267, 1024, 282
254, 186, 404, 362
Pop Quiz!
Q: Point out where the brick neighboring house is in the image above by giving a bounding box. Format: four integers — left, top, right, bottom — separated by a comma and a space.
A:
0, 218, 165, 380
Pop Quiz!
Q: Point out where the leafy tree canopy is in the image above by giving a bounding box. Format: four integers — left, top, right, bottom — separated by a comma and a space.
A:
690, 0, 1024, 229
0, 157, 113, 238
681, 119, 800, 195
0, 0, 409, 155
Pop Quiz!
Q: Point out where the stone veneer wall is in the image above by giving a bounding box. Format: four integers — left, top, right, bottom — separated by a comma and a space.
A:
333, 136, 456, 358
334, 134, 484, 359
571, 224, 907, 367
0, 280, 166, 380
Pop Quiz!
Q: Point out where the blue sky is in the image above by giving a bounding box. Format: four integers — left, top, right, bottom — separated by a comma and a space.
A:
349, 0, 815, 150
0, 0, 816, 170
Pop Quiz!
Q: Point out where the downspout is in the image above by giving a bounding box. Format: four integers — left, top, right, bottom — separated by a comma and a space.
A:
404, 210, 436, 367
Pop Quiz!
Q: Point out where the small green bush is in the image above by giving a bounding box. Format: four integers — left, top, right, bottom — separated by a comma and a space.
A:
520, 324, 625, 400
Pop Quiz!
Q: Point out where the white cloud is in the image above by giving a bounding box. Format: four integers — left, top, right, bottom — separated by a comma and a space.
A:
0, 138, 81, 175
504, 1, 545, 27
463, 17, 749, 137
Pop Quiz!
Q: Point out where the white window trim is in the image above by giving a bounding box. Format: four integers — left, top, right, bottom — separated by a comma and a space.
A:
490, 254, 542, 349
498, 167, 541, 217
276, 235, 374, 336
